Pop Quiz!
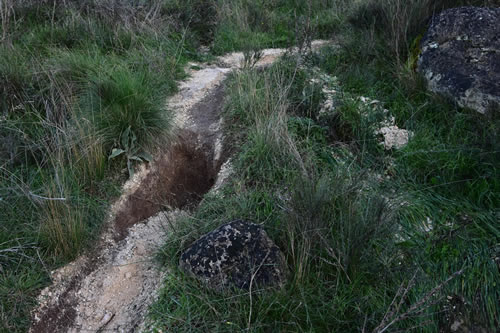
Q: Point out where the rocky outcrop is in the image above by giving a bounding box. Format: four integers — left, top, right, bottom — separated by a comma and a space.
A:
179, 220, 288, 291
417, 6, 500, 114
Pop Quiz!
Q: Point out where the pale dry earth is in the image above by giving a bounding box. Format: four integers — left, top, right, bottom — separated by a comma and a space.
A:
30, 41, 332, 333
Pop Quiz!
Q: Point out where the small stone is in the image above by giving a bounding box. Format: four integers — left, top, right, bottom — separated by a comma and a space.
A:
99, 312, 114, 328
376, 126, 412, 150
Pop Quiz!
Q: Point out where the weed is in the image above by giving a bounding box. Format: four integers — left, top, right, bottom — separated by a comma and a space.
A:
242, 48, 263, 69
108, 126, 153, 178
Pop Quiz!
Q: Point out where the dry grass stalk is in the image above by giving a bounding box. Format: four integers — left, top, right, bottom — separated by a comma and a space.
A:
372, 268, 465, 333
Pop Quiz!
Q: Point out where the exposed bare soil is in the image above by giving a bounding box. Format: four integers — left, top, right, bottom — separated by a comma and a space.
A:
113, 83, 228, 242
29, 41, 332, 333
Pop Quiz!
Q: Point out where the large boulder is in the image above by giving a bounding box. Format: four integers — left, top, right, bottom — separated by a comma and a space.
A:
179, 220, 288, 291
417, 6, 500, 114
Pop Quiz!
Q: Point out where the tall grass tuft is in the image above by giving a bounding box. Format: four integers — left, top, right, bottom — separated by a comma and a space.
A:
39, 190, 85, 259
82, 66, 172, 151
1, 1, 194, 330
284, 168, 394, 284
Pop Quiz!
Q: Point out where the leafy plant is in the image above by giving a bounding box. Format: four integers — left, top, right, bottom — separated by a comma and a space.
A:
108, 126, 153, 178
243, 47, 263, 69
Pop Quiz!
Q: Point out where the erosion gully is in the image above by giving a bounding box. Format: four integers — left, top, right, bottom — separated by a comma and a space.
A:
29, 41, 330, 333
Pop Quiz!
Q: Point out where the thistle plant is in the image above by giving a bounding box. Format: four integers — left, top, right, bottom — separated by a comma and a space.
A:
108, 126, 153, 178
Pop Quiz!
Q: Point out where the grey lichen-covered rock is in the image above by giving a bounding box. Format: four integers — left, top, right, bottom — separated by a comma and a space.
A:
179, 220, 288, 291
417, 6, 500, 114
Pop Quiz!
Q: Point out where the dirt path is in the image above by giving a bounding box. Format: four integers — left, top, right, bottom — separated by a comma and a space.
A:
29, 41, 331, 333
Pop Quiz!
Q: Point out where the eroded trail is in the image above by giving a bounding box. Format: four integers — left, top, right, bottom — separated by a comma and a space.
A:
30, 41, 330, 333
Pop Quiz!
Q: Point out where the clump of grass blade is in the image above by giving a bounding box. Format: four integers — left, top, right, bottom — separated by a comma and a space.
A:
82, 66, 172, 151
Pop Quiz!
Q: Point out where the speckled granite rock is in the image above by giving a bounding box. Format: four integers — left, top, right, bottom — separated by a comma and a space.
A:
179, 220, 288, 291
417, 6, 500, 114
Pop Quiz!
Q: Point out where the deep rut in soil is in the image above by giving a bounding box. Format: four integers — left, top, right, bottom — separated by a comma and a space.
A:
29, 41, 331, 333
113, 83, 228, 242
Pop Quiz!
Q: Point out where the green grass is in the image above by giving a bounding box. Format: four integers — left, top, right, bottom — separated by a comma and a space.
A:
211, 0, 347, 54
1, 0, 499, 331
314, 3, 500, 328
149, 1, 499, 330
147, 60, 421, 331
82, 66, 171, 150
0, 1, 208, 331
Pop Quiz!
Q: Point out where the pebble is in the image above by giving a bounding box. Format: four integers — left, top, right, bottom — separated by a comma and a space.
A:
99, 312, 114, 327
